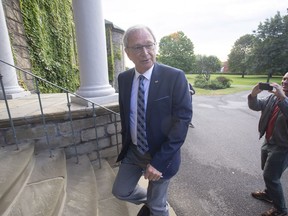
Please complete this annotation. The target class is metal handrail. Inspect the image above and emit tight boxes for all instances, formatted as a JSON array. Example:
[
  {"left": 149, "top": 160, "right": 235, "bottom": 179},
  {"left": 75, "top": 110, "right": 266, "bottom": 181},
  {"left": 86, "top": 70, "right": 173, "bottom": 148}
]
[
  {"left": 0, "top": 59, "right": 120, "bottom": 167},
  {"left": 0, "top": 74, "right": 19, "bottom": 150}
]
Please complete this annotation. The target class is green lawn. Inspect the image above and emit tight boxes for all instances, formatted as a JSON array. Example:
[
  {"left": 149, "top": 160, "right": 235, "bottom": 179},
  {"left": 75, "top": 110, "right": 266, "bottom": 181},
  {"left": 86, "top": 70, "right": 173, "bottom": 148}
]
[{"left": 186, "top": 74, "right": 283, "bottom": 95}]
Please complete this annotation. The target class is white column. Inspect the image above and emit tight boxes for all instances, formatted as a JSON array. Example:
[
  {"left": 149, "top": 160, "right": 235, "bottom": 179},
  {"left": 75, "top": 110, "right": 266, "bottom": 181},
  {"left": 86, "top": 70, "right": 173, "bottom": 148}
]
[
  {"left": 72, "top": 0, "right": 117, "bottom": 105},
  {"left": 0, "top": 0, "right": 29, "bottom": 99}
]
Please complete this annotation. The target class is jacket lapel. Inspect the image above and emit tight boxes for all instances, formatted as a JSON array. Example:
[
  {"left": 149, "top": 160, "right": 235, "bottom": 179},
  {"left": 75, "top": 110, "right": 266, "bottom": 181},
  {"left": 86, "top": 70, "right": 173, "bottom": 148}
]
[
  {"left": 146, "top": 64, "right": 161, "bottom": 123},
  {"left": 123, "top": 69, "right": 135, "bottom": 121}
]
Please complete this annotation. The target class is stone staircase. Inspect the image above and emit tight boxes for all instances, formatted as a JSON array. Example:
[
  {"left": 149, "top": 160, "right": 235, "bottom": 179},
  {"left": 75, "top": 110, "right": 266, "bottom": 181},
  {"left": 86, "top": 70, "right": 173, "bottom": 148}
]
[{"left": 0, "top": 143, "right": 141, "bottom": 216}]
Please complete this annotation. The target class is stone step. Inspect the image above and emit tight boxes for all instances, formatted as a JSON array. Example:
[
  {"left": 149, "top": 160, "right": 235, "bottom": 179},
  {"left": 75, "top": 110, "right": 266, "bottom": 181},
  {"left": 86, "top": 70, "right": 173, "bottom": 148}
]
[
  {"left": 0, "top": 142, "right": 177, "bottom": 216},
  {"left": 62, "top": 155, "right": 98, "bottom": 216},
  {"left": 6, "top": 178, "right": 65, "bottom": 216},
  {"left": 93, "top": 159, "right": 130, "bottom": 216},
  {"left": 0, "top": 143, "right": 35, "bottom": 216},
  {"left": 29, "top": 150, "right": 67, "bottom": 183},
  {"left": 4, "top": 148, "right": 66, "bottom": 216}
]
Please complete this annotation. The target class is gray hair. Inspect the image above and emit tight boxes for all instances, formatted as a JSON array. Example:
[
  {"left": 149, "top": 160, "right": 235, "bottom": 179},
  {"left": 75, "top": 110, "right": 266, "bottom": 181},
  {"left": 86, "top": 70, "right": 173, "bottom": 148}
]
[{"left": 123, "top": 25, "right": 156, "bottom": 48}]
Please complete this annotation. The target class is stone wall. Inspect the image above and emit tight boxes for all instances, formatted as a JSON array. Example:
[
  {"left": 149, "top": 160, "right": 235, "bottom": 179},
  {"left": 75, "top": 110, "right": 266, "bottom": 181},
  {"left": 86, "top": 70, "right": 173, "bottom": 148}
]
[
  {"left": 105, "top": 21, "right": 125, "bottom": 92},
  {"left": 2, "top": 0, "right": 34, "bottom": 90},
  {"left": 0, "top": 105, "right": 122, "bottom": 162},
  {"left": 111, "top": 24, "right": 125, "bottom": 92}
]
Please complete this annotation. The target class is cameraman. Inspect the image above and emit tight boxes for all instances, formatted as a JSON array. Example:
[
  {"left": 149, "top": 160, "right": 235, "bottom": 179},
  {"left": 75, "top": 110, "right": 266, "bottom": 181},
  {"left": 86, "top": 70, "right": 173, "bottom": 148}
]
[{"left": 248, "top": 72, "right": 288, "bottom": 216}]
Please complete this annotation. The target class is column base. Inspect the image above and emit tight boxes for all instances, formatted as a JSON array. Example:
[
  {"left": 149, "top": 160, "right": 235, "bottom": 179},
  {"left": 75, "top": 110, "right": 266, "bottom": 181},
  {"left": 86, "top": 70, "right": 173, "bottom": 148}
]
[
  {"left": 0, "top": 91, "right": 30, "bottom": 100},
  {"left": 71, "top": 93, "right": 118, "bottom": 107}
]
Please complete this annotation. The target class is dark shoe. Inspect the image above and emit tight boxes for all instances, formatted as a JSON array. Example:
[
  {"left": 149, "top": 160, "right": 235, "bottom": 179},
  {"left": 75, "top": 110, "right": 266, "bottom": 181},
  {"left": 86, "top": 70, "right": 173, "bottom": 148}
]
[
  {"left": 251, "top": 190, "right": 273, "bottom": 203},
  {"left": 137, "top": 204, "right": 150, "bottom": 216},
  {"left": 261, "top": 207, "right": 287, "bottom": 216}
]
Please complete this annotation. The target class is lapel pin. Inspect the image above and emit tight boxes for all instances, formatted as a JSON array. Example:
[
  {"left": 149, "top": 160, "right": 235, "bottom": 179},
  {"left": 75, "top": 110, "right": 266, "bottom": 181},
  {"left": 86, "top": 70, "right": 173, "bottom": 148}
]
[{"left": 155, "top": 80, "right": 159, "bottom": 83}]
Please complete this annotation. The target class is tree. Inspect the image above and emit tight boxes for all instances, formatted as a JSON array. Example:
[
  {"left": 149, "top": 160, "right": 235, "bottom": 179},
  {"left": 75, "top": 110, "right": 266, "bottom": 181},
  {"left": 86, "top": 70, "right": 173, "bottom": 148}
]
[
  {"left": 228, "top": 34, "right": 255, "bottom": 78},
  {"left": 205, "top": 55, "right": 221, "bottom": 73},
  {"left": 252, "top": 11, "right": 288, "bottom": 76},
  {"left": 193, "top": 55, "right": 221, "bottom": 81},
  {"left": 157, "top": 31, "right": 195, "bottom": 73}
]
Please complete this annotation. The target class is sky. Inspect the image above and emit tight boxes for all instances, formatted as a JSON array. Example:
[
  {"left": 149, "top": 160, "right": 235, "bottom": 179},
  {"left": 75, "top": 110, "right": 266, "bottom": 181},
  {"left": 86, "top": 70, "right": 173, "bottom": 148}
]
[{"left": 102, "top": 0, "right": 287, "bottom": 63}]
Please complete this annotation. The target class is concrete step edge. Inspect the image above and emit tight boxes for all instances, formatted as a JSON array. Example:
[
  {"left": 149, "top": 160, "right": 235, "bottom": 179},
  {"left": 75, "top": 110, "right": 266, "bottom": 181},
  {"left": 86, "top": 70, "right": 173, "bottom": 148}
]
[
  {"left": 93, "top": 159, "right": 117, "bottom": 201},
  {"left": 0, "top": 143, "right": 35, "bottom": 216},
  {"left": 28, "top": 149, "right": 67, "bottom": 184},
  {"left": 3, "top": 148, "right": 67, "bottom": 216},
  {"left": 62, "top": 154, "right": 98, "bottom": 216},
  {"left": 98, "top": 196, "right": 130, "bottom": 216},
  {"left": 92, "top": 159, "right": 131, "bottom": 216},
  {"left": 5, "top": 177, "right": 65, "bottom": 216}
]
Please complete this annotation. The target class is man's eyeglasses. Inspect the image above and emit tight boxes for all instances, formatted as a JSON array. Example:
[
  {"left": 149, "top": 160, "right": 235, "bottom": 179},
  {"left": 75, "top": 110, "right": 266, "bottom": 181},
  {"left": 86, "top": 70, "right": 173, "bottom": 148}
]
[{"left": 127, "top": 43, "right": 156, "bottom": 53}]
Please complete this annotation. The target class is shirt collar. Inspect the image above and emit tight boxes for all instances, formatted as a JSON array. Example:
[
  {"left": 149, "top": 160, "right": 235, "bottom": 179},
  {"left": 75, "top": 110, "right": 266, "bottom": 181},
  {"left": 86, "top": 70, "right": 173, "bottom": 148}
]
[{"left": 135, "top": 65, "right": 154, "bottom": 81}]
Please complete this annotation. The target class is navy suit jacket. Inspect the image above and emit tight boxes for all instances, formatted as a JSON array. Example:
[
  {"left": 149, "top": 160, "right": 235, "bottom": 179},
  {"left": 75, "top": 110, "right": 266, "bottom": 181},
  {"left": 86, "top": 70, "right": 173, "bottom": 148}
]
[{"left": 117, "top": 63, "right": 192, "bottom": 179}]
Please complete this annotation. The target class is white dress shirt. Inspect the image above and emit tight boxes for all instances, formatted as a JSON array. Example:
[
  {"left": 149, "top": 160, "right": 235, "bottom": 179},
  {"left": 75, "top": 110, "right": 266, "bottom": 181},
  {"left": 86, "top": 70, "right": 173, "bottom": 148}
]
[{"left": 130, "top": 66, "right": 153, "bottom": 145}]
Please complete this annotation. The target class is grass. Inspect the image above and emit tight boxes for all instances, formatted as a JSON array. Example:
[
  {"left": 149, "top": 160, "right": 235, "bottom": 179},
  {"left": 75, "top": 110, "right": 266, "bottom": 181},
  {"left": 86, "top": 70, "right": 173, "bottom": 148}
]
[{"left": 186, "top": 74, "right": 283, "bottom": 95}]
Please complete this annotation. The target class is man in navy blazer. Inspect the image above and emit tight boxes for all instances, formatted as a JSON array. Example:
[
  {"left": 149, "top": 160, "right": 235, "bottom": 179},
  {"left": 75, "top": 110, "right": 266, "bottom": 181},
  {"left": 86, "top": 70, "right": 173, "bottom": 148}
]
[{"left": 112, "top": 25, "right": 192, "bottom": 216}]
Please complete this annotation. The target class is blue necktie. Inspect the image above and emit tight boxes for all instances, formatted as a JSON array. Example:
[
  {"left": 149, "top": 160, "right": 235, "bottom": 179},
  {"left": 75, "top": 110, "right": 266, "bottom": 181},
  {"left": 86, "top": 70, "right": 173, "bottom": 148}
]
[{"left": 137, "top": 75, "right": 149, "bottom": 154}]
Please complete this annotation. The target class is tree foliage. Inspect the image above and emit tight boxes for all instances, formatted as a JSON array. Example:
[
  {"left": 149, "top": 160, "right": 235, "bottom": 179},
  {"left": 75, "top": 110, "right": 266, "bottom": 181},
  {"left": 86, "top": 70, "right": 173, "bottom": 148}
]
[
  {"left": 252, "top": 11, "right": 288, "bottom": 75},
  {"left": 193, "top": 55, "right": 221, "bottom": 80},
  {"left": 157, "top": 31, "right": 195, "bottom": 73},
  {"left": 228, "top": 11, "right": 288, "bottom": 76},
  {"left": 228, "top": 34, "right": 255, "bottom": 77}
]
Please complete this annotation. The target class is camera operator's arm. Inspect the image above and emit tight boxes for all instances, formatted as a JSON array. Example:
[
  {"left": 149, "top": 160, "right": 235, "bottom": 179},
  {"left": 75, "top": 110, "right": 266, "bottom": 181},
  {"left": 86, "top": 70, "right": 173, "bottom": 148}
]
[
  {"left": 248, "top": 83, "right": 268, "bottom": 111},
  {"left": 250, "top": 83, "right": 262, "bottom": 97}
]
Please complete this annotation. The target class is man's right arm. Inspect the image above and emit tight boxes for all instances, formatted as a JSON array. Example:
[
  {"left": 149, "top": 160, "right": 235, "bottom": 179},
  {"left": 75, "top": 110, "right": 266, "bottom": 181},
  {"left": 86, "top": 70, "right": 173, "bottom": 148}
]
[{"left": 248, "top": 83, "right": 263, "bottom": 111}]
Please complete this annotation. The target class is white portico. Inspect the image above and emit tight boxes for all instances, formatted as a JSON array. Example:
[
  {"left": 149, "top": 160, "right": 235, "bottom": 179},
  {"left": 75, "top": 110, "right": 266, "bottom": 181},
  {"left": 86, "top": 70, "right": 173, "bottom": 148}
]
[
  {"left": 71, "top": 0, "right": 117, "bottom": 105},
  {"left": 0, "top": 0, "right": 118, "bottom": 105}
]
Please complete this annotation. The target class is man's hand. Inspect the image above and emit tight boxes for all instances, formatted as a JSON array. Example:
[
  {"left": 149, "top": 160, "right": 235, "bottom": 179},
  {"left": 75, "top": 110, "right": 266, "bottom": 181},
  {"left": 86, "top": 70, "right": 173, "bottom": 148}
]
[
  {"left": 270, "top": 83, "right": 286, "bottom": 101},
  {"left": 144, "top": 164, "right": 163, "bottom": 181}
]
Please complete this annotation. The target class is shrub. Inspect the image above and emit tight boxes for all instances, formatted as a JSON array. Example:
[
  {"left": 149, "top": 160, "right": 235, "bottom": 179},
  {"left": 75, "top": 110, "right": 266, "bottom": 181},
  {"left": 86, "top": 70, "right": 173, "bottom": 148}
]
[
  {"left": 194, "top": 75, "right": 209, "bottom": 88},
  {"left": 215, "top": 76, "right": 232, "bottom": 88},
  {"left": 194, "top": 75, "right": 232, "bottom": 90}
]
